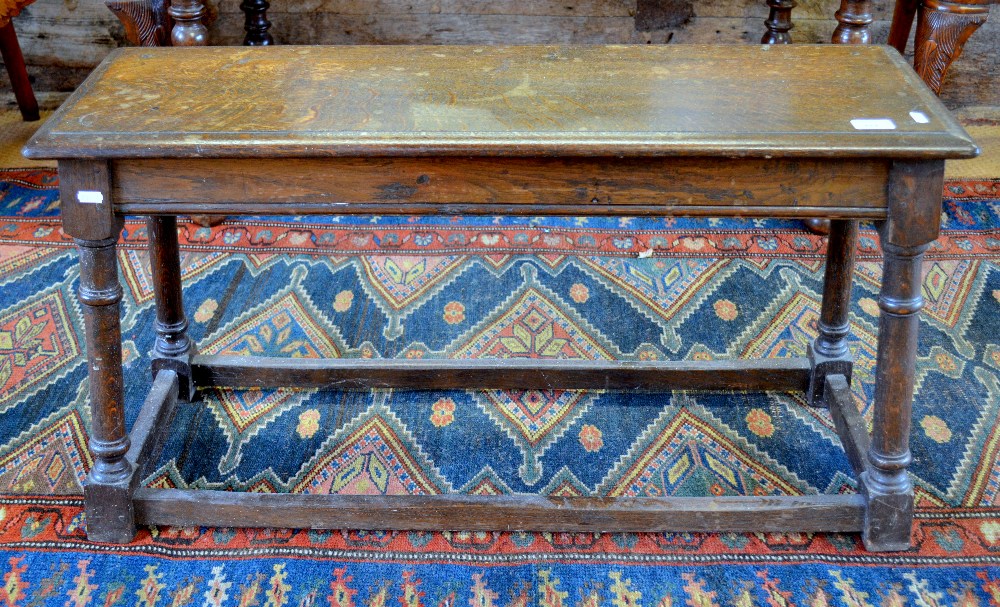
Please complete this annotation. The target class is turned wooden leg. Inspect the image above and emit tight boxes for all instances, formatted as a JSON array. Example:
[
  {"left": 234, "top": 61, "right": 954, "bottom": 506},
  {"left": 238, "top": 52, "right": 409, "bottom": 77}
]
[
  {"left": 761, "top": 0, "right": 796, "bottom": 43},
  {"left": 862, "top": 160, "right": 944, "bottom": 552},
  {"left": 169, "top": 0, "right": 208, "bottom": 46},
  {"left": 241, "top": 0, "right": 273, "bottom": 45},
  {"left": 832, "top": 0, "right": 874, "bottom": 43},
  {"left": 78, "top": 236, "right": 136, "bottom": 542},
  {"left": 808, "top": 220, "right": 858, "bottom": 407},
  {"left": 864, "top": 239, "right": 925, "bottom": 550},
  {"left": 803, "top": 218, "right": 832, "bottom": 235},
  {"left": 913, "top": 0, "right": 991, "bottom": 94},
  {"left": 148, "top": 216, "right": 196, "bottom": 402},
  {"left": 58, "top": 160, "right": 136, "bottom": 542},
  {"left": 0, "top": 23, "right": 39, "bottom": 122}
]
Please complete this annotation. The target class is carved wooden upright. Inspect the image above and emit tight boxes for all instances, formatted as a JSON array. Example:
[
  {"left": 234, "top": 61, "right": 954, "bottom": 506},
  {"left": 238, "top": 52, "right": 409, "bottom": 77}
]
[
  {"left": 863, "top": 160, "right": 945, "bottom": 550},
  {"left": 57, "top": 160, "right": 135, "bottom": 543},
  {"left": 103, "top": 0, "right": 209, "bottom": 50}
]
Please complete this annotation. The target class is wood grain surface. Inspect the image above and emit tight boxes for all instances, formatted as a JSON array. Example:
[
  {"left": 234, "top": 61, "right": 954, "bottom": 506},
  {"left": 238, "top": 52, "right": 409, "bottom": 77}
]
[{"left": 24, "top": 44, "right": 977, "bottom": 160}]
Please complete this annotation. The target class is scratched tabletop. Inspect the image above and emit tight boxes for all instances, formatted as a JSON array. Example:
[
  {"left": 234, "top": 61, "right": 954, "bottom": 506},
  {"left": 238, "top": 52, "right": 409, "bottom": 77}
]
[{"left": 25, "top": 44, "right": 977, "bottom": 159}]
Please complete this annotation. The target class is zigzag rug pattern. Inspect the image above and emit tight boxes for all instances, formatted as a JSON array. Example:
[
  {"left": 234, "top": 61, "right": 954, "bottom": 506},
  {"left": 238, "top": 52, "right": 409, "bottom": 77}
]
[{"left": 2, "top": 168, "right": 1000, "bottom": 603}]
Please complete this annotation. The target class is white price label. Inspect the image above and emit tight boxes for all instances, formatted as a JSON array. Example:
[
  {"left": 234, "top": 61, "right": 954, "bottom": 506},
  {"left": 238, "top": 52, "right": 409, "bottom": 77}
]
[
  {"left": 77, "top": 191, "right": 104, "bottom": 204},
  {"left": 850, "top": 118, "right": 897, "bottom": 130}
]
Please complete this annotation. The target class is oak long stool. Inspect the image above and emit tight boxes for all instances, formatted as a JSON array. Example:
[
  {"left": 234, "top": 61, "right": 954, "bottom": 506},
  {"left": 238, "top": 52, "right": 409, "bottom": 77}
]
[{"left": 24, "top": 43, "right": 979, "bottom": 551}]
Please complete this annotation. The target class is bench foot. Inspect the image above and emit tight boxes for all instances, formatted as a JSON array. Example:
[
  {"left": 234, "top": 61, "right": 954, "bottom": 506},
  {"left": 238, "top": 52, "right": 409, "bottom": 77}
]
[
  {"left": 861, "top": 478, "right": 915, "bottom": 551},
  {"left": 825, "top": 374, "right": 913, "bottom": 552},
  {"left": 84, "top": 480, "right": 137, "bottom": 543}
]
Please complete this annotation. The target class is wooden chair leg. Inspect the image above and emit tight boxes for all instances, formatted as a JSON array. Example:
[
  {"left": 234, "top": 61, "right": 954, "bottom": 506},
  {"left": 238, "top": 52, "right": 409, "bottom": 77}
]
[
  {"left": 0, "top": 22, "right": 39, "bottom": 122},
  {"left": 913, "top": 0, "right": 990, "bottom": 94},
  {"left": 888, "top": 0, "right": 921, "bottom": 52},
  {"left": 104, "top": 0, "right": 171, "bottom": 47}
]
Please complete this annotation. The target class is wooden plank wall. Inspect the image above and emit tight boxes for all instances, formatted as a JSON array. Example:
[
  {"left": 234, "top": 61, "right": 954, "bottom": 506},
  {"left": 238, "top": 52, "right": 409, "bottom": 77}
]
[{"left": 3, "top": 0, "right": 997, "bottom": 110}]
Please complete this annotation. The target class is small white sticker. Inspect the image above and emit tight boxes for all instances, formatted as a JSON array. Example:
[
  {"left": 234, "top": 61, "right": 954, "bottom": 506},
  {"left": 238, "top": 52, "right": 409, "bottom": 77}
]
[
  {"left": 77, "top": 191, "right": 104, "bottom": 204},
  {"left": 909, "top": 111, "right": 930, "bottom": 124},
  {"left": 850, "top": 118, "right": 897, "bottom": 130}
]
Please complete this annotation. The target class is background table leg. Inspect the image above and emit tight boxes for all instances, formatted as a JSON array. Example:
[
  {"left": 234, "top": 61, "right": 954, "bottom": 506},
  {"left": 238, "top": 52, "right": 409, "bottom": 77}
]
[
  {"left": 761, "top": 0, "right": 796, "bottom": 43},
  {"left": 832, "top": 0, "right": 874, "bottom": 42},
  {"left": 168, "top": 0, "right": 208, "bottom": 46},
  {"left": 241, "top": 0, "right": 273, "bottom": 45}
]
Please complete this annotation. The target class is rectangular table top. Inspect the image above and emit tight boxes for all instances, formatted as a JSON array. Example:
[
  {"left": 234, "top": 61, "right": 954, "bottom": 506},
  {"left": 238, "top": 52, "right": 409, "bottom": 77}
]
[{"left": 25, "top": 44, "right": 978, "bottom": 160}]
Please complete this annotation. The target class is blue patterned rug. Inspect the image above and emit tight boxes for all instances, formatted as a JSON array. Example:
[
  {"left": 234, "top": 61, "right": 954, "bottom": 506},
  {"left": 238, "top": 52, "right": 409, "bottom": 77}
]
[{"left": 2, "top": 168, "right": 1000, "bottom": 604}]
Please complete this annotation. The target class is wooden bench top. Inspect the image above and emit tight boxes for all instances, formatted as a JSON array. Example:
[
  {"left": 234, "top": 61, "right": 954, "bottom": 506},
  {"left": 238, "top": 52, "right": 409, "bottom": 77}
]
[{"left": 25, "top": 44, "right": 977, "bottom": 160}]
